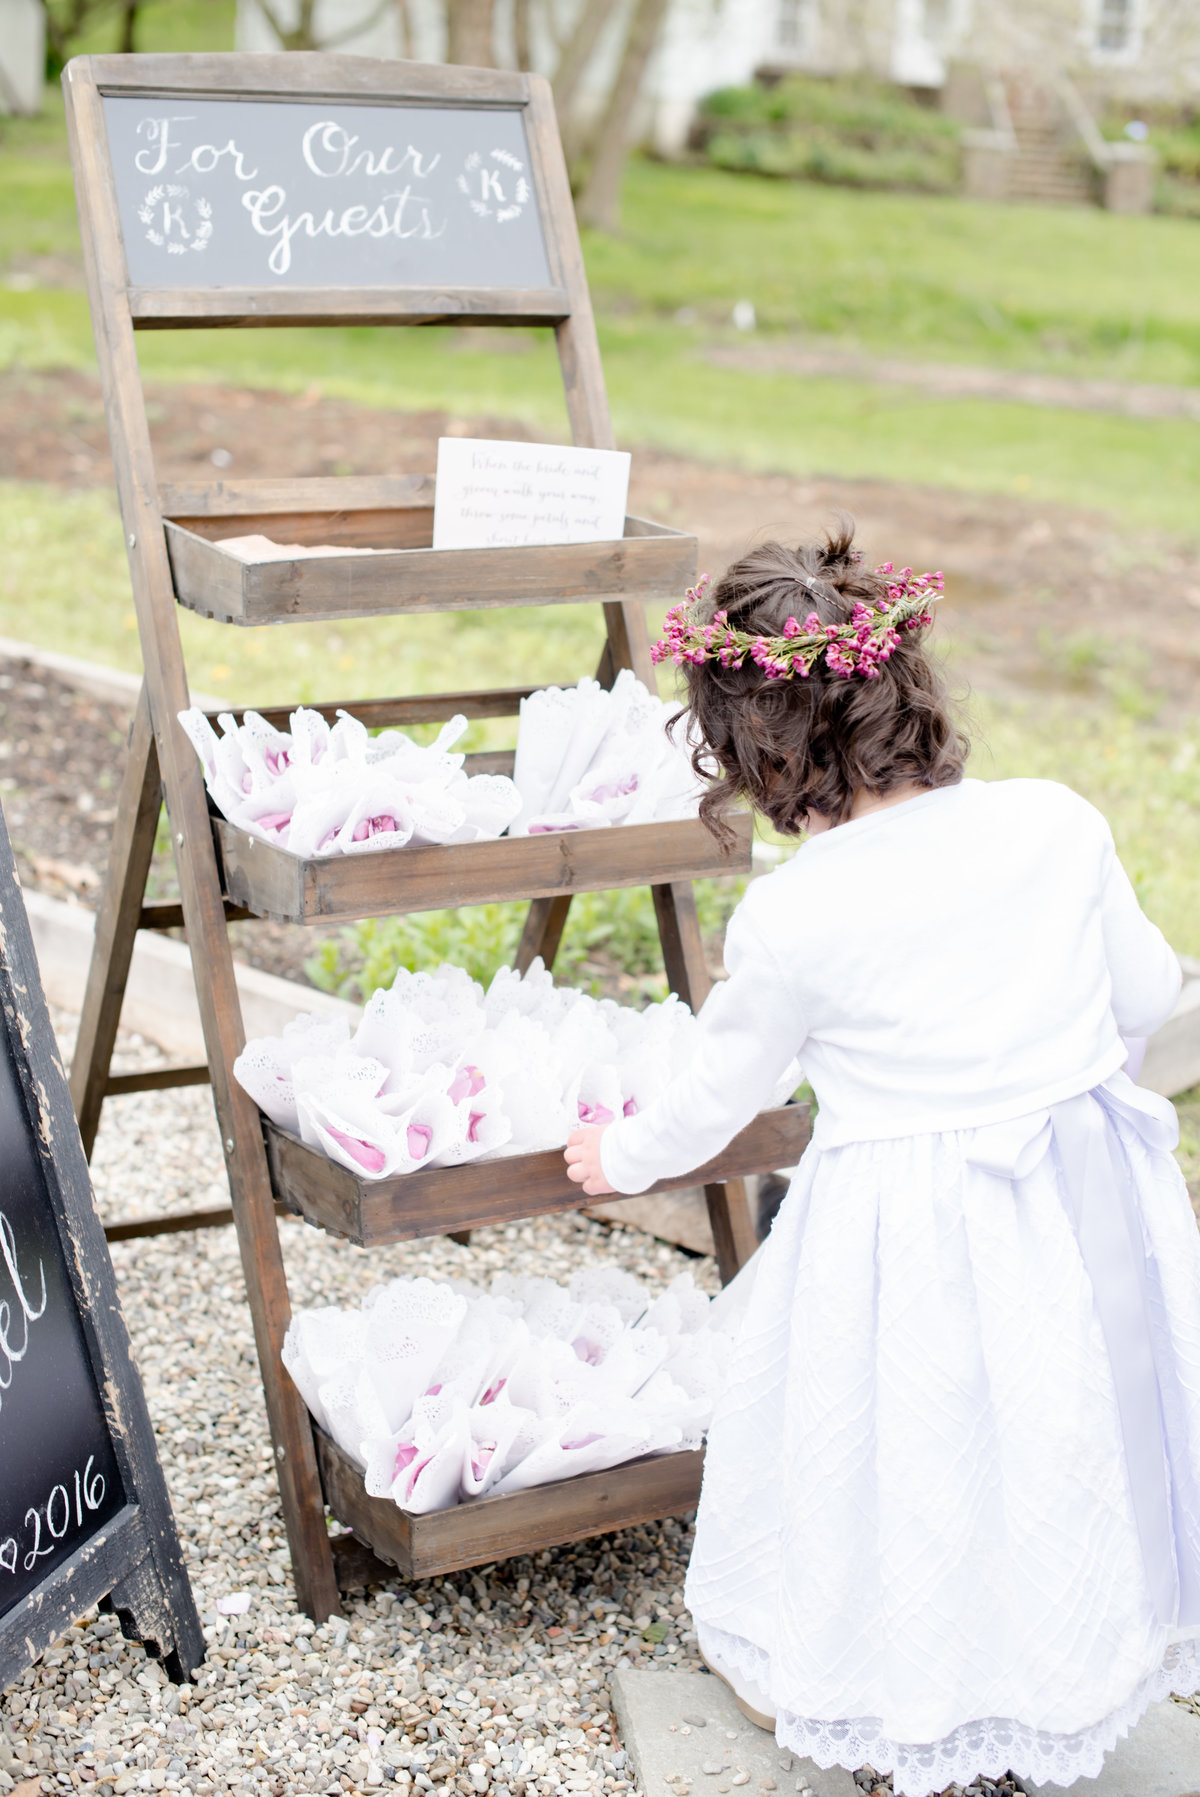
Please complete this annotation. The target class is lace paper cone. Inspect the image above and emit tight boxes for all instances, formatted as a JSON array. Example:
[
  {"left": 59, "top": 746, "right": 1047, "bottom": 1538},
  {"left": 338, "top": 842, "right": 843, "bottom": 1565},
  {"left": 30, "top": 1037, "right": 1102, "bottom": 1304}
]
[
  {"left": 458, "top": 774, "right": 523, "bottom": 840},
  {"left": 509, "top": 682, "right": 588, "bottom": 832},
  {"left": 296, "top": 1072, "right": 413, "bottom": 1178},
  {"left": 232, "top": 1012, "right": 353, "bottom": 1133},
  {"left": 318, "top": 1362, "right": 394, "bottom": 1465},
  {"left": 361, "top": 1278, "right": 469, "bottom": 1433},
  {"left": 281, "top": 1308, "right": 367, "bottom": 1435},
  {"left": 489, "top": 1400, "right": 683, "bottom": 1496},
  {"left": 179, "top": 702, "right": 518, "bottom": 860},
  {"left": 448, "top": 1019, "right": 565, "bottom": 1157},
  {"left": 429, "top": 1057, "right": 514, "bottom": 1166},
  {"left": 388, "top": 1393, "right": 473, "bottom": 1513},
  {"left": 461, "top": 1392, "right": 539, "bottom": 1500},
  {"left": 568, "top": 1266, "right": 651, "bottom": 1325},
  {"left": 541, "top": 680, "right": 620, "bottom": 816},
  {"left": 288, "top": 1262, "right": 733, "bottom": 1512},
  {"left": 641, "top": 1272, "right": 713, "bottom": 1339},
  {"left": 570, "top": 1062, "right": 626, "bottom": 1131}
]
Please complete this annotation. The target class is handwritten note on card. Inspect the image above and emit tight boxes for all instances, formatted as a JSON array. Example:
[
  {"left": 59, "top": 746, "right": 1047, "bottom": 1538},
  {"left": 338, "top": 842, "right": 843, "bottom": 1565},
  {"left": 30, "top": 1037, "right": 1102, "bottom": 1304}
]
[{"left": 432, "top": 438, "right": 631, "bottom": 550}]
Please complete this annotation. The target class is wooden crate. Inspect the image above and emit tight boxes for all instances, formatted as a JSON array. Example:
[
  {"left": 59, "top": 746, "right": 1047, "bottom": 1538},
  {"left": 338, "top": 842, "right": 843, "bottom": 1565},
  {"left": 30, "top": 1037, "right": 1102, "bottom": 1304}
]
[
  {"left": 314, "top": 1425, "right": 705, "bottom": 1580},
  {"left": 266, "top": 1102, "right": 812, "bottom": 1247},
  {"left": 213, "top": 812, "right": 752, "bottom": 924},
  {"left": 162, "top": 477, "right": 695, "bottom": 625}
]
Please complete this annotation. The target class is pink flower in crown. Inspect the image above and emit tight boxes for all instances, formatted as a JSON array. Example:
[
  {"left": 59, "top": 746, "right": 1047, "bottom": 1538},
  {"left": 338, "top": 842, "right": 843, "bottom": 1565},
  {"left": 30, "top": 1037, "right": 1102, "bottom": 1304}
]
[
  {"left": 782, "top": 617, "right": 802, "bottom": 638},
  {"left": 804, "top": 612, "right": 822, "bottom": 632}
]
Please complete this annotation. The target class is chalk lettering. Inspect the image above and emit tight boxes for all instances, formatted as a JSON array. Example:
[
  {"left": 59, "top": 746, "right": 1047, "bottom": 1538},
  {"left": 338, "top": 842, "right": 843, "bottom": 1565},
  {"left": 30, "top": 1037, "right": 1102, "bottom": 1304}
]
[
  {"left": 133, "top": 115, "right": 195, "bottom": 175},
  {"left": 174, "top": 138, "right": 259, "bottom": 180},
  {"left": 0, "top": 1208, "right": 47, "bottom": 1414},
  {"left": 242, "top": 184, "right": 444, "bottom": 275},
  {"left": 301, "top": 121, "right": 440, "bottom": 181}
]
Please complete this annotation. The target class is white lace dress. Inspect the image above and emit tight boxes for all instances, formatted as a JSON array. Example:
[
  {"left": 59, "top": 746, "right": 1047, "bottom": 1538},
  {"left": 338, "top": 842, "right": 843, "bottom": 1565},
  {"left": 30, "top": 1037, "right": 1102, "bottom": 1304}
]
[{"left": 598, "top": 778, "right": 1200, "bottom": 1795}]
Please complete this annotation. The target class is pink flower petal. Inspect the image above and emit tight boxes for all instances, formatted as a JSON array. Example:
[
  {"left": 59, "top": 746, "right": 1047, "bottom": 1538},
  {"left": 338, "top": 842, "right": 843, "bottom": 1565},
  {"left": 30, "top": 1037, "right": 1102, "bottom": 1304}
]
[
  {"left": 448, "top": 1064, "right": 485, "bottom": 1106},
  {"left": 326, "top": 1126, "right": 386, "bottom": 1174},
  {"left": 407, "top": 1123, "right": 432, "bottom": 1161},
  {"left": 393, "top": 1441, "right": 420, "bottom": 1479},
  {"left": 577, "top": 1101, "right": 614, "bottom": 1126}
]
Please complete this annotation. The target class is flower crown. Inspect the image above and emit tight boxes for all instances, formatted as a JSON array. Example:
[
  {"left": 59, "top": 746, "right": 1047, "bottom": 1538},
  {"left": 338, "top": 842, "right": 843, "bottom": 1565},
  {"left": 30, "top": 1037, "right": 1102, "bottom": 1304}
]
[{"left": 651, "top": 564, "right": 944, "bottom": 681}]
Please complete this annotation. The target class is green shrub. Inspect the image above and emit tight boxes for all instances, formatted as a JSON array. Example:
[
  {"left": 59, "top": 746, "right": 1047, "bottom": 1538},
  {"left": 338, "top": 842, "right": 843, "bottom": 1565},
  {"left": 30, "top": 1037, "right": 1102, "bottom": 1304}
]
[
  {"left": 696, "top": 74, "right": 962, "bottom": 195},
  {"left": 305, "top": 876, "right": 748, "bottom": 1006}
]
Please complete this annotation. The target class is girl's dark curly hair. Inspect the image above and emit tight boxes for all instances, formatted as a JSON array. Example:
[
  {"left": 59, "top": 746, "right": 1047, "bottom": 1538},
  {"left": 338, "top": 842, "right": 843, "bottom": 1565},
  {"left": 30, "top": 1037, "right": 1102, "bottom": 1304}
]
[{"left": 675, "top": 518, "right": 968, "bottom": 847}]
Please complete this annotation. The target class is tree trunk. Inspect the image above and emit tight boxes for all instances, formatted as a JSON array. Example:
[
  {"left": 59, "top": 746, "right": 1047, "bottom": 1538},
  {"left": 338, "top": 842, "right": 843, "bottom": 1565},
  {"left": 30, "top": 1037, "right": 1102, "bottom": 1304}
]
[
  {"left": 576, "top": 0, "right": 670, "bottom": 232},
  {"left": 551, "top": 0, "right": 610, "bottom": 121},
  {"left": 446, "top": 0, "right": 495, "bottom": 65},
  {"left": 513, "top": 0, "right": 532, "bottom": 70},
  {"left": 251, "top": 0, "right": 318, "bottom": 51},
  {"left": 117, "top": 0, "right": 140, "bottom": 53}
]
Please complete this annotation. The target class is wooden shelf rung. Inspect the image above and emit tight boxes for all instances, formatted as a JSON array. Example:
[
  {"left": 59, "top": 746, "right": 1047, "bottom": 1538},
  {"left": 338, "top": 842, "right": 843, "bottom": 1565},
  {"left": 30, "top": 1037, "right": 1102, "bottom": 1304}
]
[
  {"left": 103, "top": 1201, "right": 292, "bottom": 1243},
  {"left": 138, "top": 902, "right": 254, "bottom": 931},
  {"left": 104, "top": 1064, "right": 211, "bottom": 1096},
  {"left": 208, "top": 686, "right": 539, "bottom": 731}
]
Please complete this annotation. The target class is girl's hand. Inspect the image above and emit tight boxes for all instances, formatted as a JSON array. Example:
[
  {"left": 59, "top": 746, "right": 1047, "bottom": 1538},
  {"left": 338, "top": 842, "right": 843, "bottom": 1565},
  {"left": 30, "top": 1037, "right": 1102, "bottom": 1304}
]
[{"left": 564, "top": 1126, "right": 615, "bottom": 1196}]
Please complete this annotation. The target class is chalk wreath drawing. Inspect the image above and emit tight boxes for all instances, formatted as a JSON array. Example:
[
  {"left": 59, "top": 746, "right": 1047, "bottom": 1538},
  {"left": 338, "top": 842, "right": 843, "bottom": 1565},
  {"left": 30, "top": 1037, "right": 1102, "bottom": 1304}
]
[
  {"left": 457, "top": 148, "right": 530, "bottom": 223},
  {"left": 137, "top": 183, "right": 213, "bottom": 255}
]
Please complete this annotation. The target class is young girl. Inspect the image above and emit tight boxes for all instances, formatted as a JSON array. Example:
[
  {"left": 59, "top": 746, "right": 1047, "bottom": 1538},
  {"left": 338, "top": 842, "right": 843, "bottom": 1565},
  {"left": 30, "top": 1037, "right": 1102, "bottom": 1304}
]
[{"left": 564, "top": 524, "right": 1200, "bottom": 1796}]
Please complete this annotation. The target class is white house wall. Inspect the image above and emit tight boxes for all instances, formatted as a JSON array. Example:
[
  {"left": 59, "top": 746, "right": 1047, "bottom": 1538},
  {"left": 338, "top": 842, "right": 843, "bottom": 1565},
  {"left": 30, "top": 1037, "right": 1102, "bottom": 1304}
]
[{"left": 0, "top": 0, "right": 46, "bottom": 116}]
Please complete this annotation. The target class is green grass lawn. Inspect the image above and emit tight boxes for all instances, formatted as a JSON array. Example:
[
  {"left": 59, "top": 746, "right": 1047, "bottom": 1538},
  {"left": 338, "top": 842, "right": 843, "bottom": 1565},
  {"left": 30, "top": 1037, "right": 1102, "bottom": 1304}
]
[{"left": 3, "top": 90, "right": 1200, "bottom": 532}]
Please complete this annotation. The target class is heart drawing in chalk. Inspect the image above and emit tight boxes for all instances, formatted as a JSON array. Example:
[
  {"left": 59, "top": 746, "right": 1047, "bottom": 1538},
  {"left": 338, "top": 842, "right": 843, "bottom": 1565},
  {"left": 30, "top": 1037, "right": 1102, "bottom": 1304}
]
[{"left": 0, "top": 1538, "right": 17, "bottom": 1575}]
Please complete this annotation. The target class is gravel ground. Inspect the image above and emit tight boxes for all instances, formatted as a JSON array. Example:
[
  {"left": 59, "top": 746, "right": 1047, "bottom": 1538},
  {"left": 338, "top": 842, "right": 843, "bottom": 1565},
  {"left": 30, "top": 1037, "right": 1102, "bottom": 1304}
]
[{"left": 0, "top": 1013, "right": 718, "bottom": 1797}]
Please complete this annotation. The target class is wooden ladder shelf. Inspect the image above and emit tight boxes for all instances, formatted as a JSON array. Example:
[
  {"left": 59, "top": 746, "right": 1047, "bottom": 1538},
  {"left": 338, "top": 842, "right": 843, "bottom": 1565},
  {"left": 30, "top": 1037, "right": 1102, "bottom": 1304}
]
[{"left": 63, "top": 49, "right": 810, "bottom": 1619}]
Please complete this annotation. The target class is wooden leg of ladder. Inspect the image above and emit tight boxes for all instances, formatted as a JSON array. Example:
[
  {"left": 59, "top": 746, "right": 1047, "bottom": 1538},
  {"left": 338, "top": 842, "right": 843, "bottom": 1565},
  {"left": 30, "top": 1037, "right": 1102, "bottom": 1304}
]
[
  {"left": 652, "top": 881, "right": 759, "bottom": 1283},
  {"left": 516, "top": 894, "right": 573, "bottom": 975},
  {"left": 145, "top": 716, "right": 341, "bottom": 1619},
  {"left": 187, "top": 904, "right": 341, "bottom": 1619},
  {"left": 702, "top": 1177, "right": 759, "bottom": 1286},
  {"left": 70, "top": 684, "right": 162, "bottom": 1159}
]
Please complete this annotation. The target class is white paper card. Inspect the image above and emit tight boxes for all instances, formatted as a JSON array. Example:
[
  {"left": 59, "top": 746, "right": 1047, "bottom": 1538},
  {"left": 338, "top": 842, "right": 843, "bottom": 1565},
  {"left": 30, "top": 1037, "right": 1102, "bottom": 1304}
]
[{"left": 432, "top": 438, "right": 631, "bottom": 550}]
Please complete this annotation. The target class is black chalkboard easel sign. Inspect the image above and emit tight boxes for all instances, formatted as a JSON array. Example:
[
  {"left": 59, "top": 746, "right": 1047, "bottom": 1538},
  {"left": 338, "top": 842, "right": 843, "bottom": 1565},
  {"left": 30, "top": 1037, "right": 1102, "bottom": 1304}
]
[{"left": 0, "top": 802, "right": 202, "bottom": 1688}]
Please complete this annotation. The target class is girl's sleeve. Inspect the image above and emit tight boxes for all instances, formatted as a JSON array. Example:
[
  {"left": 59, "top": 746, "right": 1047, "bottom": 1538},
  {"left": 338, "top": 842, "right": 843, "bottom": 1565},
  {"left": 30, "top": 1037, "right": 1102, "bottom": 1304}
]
[
  {"left": 1099, "top": 828, "right": 1181, "bottom": 1038},
  {"left": 599, "top": 903, "right": 807, "bottom": 1196}
]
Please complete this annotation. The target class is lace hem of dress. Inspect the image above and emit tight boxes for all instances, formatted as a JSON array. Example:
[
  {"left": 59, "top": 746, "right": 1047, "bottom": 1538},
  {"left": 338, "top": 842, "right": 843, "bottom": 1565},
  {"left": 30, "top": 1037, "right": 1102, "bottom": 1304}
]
[{"left": 696, "top": 1622, "right": 1200, "bottom": 1797}]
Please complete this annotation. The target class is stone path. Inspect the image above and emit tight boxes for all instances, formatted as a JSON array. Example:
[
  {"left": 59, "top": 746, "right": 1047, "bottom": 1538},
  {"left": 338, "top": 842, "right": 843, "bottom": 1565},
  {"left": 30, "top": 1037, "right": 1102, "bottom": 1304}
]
[{"left": 610, "top": 1669, "right": 854, "bottom": 1797}]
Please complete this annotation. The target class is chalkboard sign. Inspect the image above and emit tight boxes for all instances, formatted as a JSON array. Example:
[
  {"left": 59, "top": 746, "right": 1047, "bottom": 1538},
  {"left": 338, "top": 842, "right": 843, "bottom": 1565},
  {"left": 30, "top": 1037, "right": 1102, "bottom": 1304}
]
[
  {"left": 0, "top": 803, "right": 201, "bottom": 1688},
  {"left": 103, "top": 95, "right": 552, "bottom": 289}
]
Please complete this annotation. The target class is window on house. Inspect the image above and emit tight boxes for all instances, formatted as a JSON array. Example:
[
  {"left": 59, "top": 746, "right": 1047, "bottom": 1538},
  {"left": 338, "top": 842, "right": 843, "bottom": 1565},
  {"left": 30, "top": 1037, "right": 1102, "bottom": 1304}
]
[
  {"left": 777, "top": 0, "right": 815, "bottom": 53},
  {"left": 921, "top": 0, "right": 953, "bottom": 39},
  {"left": 1095, "top": 0, "right": 1136, "bottom": 52}
]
